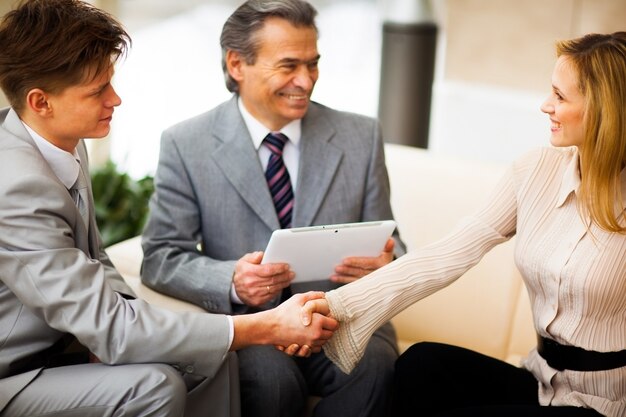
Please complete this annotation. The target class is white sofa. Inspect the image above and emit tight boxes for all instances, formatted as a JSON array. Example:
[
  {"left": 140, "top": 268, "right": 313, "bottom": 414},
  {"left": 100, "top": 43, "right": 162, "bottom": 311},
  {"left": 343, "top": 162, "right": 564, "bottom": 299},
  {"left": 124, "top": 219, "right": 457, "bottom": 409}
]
[{"left": 106, "top": 143, "right": 536, "bottom": 366}]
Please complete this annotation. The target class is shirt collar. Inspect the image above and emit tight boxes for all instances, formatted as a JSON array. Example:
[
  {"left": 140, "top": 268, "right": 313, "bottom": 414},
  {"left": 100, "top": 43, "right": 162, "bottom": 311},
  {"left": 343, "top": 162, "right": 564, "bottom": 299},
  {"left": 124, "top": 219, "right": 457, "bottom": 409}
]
[
  {"left": 556, "top": 147, "right": 626, "bottom": 212},
  {"left": 556, "top": 147, "right": 582, "bottom": 208},
  {"left": 21, "top": 120, "right": 80, "bottom": 189},
  {"left": 237, "top": 96, "right": 301, "bottom": 150}
]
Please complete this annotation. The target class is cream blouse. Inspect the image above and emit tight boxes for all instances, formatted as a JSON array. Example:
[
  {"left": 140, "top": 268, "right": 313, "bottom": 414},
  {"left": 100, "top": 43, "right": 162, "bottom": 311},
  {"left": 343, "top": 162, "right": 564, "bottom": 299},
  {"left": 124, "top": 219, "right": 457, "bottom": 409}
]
[{"left": 324, "top": 146, "right": 626, "bottom": 417}]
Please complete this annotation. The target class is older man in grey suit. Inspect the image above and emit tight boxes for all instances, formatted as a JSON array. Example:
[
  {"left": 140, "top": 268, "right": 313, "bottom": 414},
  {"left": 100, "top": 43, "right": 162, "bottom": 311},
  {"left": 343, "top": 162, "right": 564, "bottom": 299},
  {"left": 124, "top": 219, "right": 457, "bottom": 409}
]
[
  {"left": 0, "top": 2, "right": 336, "bottom": 416},
  {"left": 141, "top": 1, "right": 407, "bottom": 416}
]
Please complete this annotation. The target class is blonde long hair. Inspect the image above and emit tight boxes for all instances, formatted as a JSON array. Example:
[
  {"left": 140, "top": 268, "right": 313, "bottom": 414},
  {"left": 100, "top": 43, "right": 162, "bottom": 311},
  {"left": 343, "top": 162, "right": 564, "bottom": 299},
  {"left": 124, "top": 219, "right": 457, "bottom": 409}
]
[{"left": 557, "top": 32, "right": 626, "bottom": 233}]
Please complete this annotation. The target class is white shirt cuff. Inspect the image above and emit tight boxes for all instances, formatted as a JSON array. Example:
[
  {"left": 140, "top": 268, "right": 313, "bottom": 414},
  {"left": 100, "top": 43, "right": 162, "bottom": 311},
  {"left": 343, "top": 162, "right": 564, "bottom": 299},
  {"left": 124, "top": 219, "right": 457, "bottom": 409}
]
[
  {"left": 230, "top": 282, "right": 244, "bottom": 304},
  {"left": 226, "top": 315, "right": 234, "bottom": 350}
]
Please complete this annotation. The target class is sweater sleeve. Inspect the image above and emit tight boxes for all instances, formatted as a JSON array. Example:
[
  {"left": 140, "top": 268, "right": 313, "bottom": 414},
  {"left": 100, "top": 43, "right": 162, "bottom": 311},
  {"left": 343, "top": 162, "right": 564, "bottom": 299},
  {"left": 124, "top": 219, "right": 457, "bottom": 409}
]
[{"left": 323, "top": 165, "right": 519, "bottom": 374}]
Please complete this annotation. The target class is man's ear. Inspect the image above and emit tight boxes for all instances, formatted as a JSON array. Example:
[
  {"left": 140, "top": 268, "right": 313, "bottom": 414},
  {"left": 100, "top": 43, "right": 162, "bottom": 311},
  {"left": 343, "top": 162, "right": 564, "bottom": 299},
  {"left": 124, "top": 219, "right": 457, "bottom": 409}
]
[
  {"left": 226, "top": 49, "right": 245, "bottom": 83},
  {"left": 25, "top": 88, "right": 52, "bottom": 117}
]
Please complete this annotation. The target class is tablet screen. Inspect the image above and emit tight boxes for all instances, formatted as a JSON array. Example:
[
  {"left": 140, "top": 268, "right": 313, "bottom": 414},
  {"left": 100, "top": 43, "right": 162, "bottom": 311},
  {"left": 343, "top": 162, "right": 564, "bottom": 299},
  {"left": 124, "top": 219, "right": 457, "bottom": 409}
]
[{"left": 261, "top": 220, "right": 397, "bottom": 282}]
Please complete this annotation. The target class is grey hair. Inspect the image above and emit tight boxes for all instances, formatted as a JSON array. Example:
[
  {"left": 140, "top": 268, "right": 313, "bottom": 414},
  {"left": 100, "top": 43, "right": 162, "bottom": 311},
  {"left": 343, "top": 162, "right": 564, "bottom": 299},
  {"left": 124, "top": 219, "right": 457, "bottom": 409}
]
[{"left": 219, "top": 0, "right": 318, "bottom": 93}]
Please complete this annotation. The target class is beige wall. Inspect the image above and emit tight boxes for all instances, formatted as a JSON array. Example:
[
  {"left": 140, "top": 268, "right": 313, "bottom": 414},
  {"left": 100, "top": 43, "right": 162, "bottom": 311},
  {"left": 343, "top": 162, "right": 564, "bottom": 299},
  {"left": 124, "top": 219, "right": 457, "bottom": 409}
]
[
  {"left": 443, "top": 0, "right": 626, "bottom": 93},
  {"left": 88, "top": 0, "right": 118, "bottom": 15},
  {"left": 2, "top": 0, "right": 623, "bottom": 124},
  {"left": 0, "top": 0, "right": 11, "bottom": 107}
]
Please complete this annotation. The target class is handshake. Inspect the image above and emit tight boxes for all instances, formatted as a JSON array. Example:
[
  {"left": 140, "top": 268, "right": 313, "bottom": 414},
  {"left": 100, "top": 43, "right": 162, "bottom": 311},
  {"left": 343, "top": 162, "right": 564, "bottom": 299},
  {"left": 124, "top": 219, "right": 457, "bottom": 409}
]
[
  {"left": 230, "top": 238, "right": 396, "bottom": 356},
  {"left": 231, "top": 292, "right": 335, "bottom": 357},
  {"left": 273, "top": 292, "right": 335, "bottom": 357}
]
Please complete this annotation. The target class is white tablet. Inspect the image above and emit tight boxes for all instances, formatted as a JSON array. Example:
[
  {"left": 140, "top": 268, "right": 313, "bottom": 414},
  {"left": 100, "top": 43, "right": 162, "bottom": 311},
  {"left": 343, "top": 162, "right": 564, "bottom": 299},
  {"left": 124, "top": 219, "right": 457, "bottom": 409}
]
[{"left": 261, "top": 220, "right": 397, "bottom": 282}]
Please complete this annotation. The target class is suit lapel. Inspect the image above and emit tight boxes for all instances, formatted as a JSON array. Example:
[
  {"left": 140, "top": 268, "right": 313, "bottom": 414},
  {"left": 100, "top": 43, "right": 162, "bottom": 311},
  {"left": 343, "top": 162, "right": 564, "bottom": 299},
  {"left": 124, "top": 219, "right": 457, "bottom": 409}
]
[
  {"left": 2, "top": 108, "right": 34, "bottom": 145},
  {"left": 211, "top": 99, "right": 280, "bottom": 231},
  {"left": 294, "top": 105, "right": 343, "bottom": 226},
  {"left": 2, "top": 109, "right": 92, "bottom": 255}
]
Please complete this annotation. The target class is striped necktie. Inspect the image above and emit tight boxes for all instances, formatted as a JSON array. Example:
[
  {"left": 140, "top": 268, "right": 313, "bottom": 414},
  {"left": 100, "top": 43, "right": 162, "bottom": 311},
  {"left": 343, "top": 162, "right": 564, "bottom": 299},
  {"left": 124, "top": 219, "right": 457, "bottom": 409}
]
[{"left": 263, "top": 132, "right": 294, "bottom": 229}]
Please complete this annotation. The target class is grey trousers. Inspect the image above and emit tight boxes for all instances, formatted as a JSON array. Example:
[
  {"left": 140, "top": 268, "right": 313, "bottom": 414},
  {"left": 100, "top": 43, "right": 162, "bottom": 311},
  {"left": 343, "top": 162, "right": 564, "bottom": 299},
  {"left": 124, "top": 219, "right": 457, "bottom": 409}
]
[
  {"left": 1, "top": 353, "right": 240, "bottom": 417},
  {"left": 238, "top": 322, "right": 398, "bottom": 417}
]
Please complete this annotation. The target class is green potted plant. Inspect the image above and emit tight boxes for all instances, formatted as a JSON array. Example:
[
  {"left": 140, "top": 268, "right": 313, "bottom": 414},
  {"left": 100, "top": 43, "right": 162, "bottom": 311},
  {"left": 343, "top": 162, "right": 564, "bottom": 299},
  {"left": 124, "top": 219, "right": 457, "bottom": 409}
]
[{"left": 90, "top": 161, "right": 154, "bottom": 247}]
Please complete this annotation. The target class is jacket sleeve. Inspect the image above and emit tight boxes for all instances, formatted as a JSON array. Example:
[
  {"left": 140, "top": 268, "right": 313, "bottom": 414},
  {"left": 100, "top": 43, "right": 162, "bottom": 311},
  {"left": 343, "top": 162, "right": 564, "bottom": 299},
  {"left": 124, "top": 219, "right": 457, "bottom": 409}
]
[
  {"left": 323, "top": 163, "right": 519, "bottom": 373},
  {"left": 141, "top": 131, "right": 237, "bottom": 314},
  {"left": 0, "top": 165, "right": 231, "bottom": 379}
]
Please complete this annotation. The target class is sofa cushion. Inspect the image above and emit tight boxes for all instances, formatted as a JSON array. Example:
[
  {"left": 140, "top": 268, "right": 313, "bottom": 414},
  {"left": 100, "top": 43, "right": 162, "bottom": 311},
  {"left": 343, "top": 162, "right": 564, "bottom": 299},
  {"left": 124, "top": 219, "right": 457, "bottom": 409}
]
[
  {"left": 384, "top": 144, "right": 534, "bottom": 363},
  {"left": 106, "top": 144, "right": 536, "bottom": 365}
]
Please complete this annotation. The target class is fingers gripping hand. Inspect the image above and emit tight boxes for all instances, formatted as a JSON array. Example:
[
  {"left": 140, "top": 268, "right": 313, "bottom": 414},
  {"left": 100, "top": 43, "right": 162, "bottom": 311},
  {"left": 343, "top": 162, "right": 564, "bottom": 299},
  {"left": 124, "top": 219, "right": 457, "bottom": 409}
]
[
  {"left": 300, "top": 298, "right": 330, "bottom": 326},
  {"left": 331, "top": 238, "right": 395, "bottom": 284},
  {"left": 272, "top": 292, "right": 338, "bottom": 351},
  {"left": 233, "top": 252, "right": 294, "bottom": 307},
  {"left": 277, "top": 343, "right": 313, "bottom": 357},
  {"left": 276, "top": 295, "right": 334, "bottom": 356}
]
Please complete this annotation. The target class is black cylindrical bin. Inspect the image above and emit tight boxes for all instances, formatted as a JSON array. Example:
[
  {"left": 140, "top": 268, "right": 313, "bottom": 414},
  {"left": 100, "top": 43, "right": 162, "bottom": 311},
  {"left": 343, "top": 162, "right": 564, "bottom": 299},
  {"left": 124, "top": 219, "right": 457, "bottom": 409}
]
[{"left": 378, "top": 21, "right": 437, "bottom": 149}]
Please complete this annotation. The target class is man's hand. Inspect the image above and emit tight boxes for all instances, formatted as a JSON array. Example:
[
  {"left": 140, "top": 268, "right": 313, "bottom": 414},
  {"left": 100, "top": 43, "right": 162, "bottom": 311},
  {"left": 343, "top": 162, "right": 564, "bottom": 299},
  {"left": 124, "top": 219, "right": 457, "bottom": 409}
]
[
  {"left": 277, "top": 295, "right": 333, "bottom": 356},
  {"left": 300, "top": 297, "right": 330, "bottom": 326},
  {"left": 330, "top": 238, "right": 395, "bottom": 284},
  {"left": 233, "top": 251, "right": 294, "bottom": 306},
  {"left": 231, "top": 292, "right": 338, "bottom": 357},
  {"left": 269, "top": 292, "right": 337, "bottom": 357}
]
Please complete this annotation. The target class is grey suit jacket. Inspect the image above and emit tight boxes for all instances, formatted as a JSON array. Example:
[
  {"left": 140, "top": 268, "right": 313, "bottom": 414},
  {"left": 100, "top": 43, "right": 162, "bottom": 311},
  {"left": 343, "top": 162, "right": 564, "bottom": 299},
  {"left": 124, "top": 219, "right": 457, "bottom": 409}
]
[
  {"left": 0, "top": 107, "right": 231, "bottom": 411},
  {"left": 142, "top": 95, "right": 406, "bottom": 314}
]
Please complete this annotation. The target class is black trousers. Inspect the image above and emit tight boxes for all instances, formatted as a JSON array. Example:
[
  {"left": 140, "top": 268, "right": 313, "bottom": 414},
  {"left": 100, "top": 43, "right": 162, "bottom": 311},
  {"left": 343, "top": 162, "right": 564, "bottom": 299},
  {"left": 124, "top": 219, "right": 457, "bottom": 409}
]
[{"left": 391, "top": 342, "right": 604, "bottom": 417}]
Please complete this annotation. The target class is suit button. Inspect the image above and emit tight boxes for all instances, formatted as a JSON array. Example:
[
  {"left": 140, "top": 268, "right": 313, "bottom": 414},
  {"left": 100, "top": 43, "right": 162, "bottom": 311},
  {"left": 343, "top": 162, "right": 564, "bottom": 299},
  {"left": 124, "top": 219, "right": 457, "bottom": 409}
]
[{"left": 185, "top": 365, "right": 194, "bottom": 373}]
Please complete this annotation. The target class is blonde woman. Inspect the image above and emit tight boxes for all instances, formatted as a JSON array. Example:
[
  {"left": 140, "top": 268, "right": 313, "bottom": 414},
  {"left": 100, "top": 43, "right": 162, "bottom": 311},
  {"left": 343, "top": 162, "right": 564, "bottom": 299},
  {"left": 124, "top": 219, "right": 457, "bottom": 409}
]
[{"left": 304, "top": 32, "right": 626, "bottom": 417}]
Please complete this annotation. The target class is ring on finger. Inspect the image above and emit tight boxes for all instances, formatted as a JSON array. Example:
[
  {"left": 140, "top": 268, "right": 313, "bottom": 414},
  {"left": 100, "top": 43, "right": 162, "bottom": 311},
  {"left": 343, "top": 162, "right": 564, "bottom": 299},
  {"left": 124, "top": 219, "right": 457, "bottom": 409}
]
[{"left": 266, "top": 285, "right": 271, "bottom": 295}]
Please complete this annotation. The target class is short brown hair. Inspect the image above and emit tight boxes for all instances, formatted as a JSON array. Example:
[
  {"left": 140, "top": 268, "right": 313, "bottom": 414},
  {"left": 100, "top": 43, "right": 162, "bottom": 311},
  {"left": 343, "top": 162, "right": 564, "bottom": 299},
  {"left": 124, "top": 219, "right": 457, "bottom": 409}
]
[{"left": 0, "top": 0, "right": 130, "bottom": 113}]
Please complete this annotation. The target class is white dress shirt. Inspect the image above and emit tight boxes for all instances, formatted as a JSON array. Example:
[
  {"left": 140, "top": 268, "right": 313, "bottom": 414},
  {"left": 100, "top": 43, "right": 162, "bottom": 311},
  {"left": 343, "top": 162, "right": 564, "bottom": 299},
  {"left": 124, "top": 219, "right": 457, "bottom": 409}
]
[
  {"left": 237, "top": 96, "right": 301, "bottom": 190},
  {"left": 229, "top": 98, "right": 303, "bottom": 305},
  {"left": 21, "top": 121, "right": 80, "bottom": 188}
]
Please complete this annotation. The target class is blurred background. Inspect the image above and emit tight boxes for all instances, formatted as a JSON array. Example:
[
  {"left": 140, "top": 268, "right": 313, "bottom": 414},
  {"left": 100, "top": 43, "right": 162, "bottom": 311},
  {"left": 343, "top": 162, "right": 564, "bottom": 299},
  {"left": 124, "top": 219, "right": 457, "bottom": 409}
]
[{"left": 1, "top": 0, "right": 625, "bottom": 177}]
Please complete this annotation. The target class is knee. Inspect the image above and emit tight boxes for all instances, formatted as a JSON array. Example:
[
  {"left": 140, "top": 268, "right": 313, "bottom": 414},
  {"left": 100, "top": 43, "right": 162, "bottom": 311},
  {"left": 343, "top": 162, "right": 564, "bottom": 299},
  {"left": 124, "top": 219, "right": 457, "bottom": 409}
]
[
  {"left": 346, "top": 336, "right": 397, "bottom": 397},
  {"left": 238, "top": 347, "right": 306, "bottom": 407},
  {"left": 250, "top": 361, "right": 305, "bottom": 399},
  {"left": 356, "top": 342, "right": 396, "bottom": 384},
  {"left": 134, "top": 364, "right": 187, "bottom": 415},
  {"left": 240, "top": 363, "right": 306, "bottom": 417},
  {"left": 395, "top": 342, "right": 444, "bottom": 382}
]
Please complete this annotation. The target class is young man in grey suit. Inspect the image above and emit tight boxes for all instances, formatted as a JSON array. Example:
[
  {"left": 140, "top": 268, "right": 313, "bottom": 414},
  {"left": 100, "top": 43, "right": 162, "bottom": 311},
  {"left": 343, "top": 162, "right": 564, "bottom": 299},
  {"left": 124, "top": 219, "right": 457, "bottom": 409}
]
[
  {"left": 0, "top": 1, "right": 337, "bottom": 416},
  {"left": 141, "top": 1, "right": 407, "bottom": 416}
]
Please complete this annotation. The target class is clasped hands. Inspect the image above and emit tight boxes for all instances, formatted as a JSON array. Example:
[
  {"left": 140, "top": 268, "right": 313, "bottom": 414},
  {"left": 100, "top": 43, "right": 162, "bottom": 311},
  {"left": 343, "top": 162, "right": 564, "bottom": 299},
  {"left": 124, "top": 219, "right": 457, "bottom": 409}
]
[
  {"left": 234, "top": 239, "right": 395, "bottom": 357},
  {"left": 269, "top": 291, "right": 334, "bottom": 357}
]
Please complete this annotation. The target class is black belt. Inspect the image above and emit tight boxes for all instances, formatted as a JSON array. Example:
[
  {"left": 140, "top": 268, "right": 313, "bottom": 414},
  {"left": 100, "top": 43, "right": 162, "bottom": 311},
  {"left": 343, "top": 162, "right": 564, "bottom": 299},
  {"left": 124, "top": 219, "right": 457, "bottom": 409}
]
[{"left": 537, "top": 335, "right": 626, "bottom": 371}]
